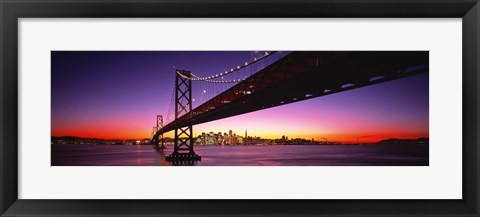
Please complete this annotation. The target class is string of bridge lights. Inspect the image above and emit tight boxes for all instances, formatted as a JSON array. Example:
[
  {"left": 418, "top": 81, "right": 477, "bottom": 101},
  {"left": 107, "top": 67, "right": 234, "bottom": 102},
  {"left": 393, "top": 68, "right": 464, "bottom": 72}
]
[
  {"left": 176, "top": 71, "right": 245, "bottom": 83},
  {"left": 200, "top": 77, "right": 246, "bottom": 83},
  {"left": 176, "top": 51, "right": 277, "bottom": 83}
]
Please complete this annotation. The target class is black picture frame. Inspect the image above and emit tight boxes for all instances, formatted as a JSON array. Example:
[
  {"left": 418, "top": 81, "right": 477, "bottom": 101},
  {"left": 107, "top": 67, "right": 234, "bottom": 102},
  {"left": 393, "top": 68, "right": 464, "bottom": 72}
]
[{"left": 1, "top": 0, "right": 479, "bottom": 216}]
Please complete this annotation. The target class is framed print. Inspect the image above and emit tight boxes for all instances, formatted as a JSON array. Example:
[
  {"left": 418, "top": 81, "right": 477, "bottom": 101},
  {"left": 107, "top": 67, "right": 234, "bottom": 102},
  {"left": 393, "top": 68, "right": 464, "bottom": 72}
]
[{"left": 1, "top": 0, "right": 479, "bottom": 216}]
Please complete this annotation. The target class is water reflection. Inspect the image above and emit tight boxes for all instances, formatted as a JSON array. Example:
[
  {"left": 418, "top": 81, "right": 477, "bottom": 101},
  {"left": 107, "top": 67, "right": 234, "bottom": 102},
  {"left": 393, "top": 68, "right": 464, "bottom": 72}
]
[{"left": 52, "top": 144, "right": 428, "bottom": 166}]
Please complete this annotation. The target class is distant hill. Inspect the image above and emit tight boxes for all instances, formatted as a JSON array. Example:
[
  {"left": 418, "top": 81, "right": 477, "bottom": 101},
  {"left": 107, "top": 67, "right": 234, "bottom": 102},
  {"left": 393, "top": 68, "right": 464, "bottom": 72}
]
[
  {"left": 376, "top": 138, "right": 429, "bottom": 144},
  {"left": 51, "top": 136, "right": 152, "bottom": 145},
  {"left": 52, "top": 136, "right": 103, "bottom": 141}
]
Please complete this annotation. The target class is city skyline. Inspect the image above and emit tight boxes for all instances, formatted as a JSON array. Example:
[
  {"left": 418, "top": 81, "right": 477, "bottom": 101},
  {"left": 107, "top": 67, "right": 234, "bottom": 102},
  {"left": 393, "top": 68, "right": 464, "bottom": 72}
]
[
  {"left": 52, "top": 128, "right": 427, "bottom": 145},
  {"left": 51, "top": 51, "right": 428, "bottom": 144}
]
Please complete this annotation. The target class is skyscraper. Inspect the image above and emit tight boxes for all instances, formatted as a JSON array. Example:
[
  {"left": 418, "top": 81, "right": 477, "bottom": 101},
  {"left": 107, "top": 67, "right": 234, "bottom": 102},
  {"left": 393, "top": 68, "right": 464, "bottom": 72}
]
[
  {"left": 223, "top": 132, "right": 228, "bottom": 145},
  {"left": 244, "top": 129, "right": 248, "bottom": 145}
]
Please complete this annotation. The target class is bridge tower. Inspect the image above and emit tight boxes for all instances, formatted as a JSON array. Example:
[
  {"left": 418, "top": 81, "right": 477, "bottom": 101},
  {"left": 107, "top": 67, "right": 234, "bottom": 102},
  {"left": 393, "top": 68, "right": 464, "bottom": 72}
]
[
  {"left": 152, "top": 115, "right": 165, "bottom": 150},
  {"left": 165, "top": 70, "right": 201, "bottom": 162}
]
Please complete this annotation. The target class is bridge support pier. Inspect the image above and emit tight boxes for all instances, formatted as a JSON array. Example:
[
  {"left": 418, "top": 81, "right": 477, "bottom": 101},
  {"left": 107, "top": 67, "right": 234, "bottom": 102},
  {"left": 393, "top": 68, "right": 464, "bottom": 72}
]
[
  {"left": 152, "top": 115, "right": 165, "bottom": 151},
  {"left": 166, "top": 70, "right": 201, "bottom": 163}
]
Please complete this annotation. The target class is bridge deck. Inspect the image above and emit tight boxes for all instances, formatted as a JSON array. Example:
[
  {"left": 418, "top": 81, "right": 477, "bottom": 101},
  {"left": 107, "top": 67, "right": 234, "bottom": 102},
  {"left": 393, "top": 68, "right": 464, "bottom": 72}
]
[{"left": 156, "top": 51, "right": 428, "bottom": 135}]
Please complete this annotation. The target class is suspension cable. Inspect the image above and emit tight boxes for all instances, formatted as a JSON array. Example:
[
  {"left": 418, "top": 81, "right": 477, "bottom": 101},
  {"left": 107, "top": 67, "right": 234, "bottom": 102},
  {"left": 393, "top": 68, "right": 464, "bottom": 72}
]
[
  {"left": 165, "top": 82, "right": 175, "bottom": 124},
  {"left": 177, "top": 51, "right": 276, "bottom": 82}
]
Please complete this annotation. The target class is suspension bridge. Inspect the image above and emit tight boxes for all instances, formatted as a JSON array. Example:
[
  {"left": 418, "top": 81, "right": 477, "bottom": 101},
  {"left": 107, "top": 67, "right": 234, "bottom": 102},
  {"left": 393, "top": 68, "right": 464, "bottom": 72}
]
[{"left": 151, "top": 51, "right": 429, "bottom": 162}]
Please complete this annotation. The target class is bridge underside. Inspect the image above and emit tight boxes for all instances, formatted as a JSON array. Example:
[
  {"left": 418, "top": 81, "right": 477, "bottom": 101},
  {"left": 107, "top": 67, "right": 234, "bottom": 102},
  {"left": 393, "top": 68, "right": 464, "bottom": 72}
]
[{"left": 156, "top": 51, "right": 428, "bottom": 136}]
